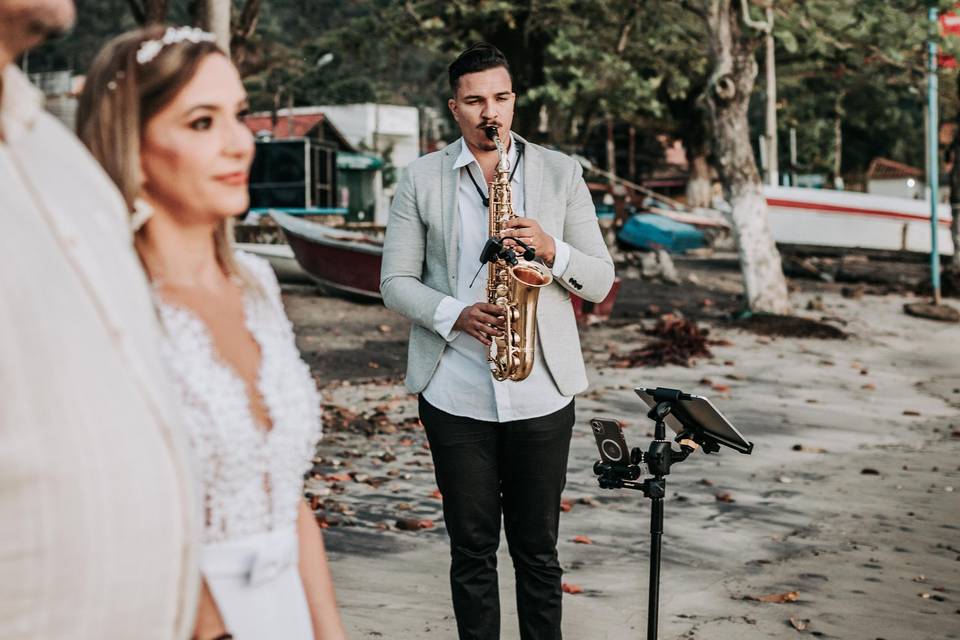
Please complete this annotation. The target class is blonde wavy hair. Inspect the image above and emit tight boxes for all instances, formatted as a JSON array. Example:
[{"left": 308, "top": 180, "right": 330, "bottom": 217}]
[{"left": 77, "top": 25, "right": 251, "bottom": 287}]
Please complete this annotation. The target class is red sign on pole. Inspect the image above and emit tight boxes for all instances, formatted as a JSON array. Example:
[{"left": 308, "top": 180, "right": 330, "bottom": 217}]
[
  {"left": 939, "top": 4, "right": 960, "bottom": 67},
  {"left": 941, "top": 11, "right": 960, "bottom": 35}
]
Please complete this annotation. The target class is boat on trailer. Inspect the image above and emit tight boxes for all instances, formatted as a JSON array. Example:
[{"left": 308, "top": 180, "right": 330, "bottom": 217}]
[
  {"left": 268, "top": 209, "right": 622, "bottom": 322},
  {"left": 269, "top": 210, "right": 384, "bottom": 300}
]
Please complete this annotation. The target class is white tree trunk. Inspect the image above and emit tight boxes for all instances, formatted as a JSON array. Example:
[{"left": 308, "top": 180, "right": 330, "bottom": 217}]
[
  {"left": 705, "top": 0, "right": 791, "bottom": 314},
  {"left": 727, "top": 185, "right": 791, "bottom": 312},
  {"left": 201, "top": 0, "right": 231, "bottom": 54},
  {"left": 764, "top": 5, "right": 778, "bottom": 186}
]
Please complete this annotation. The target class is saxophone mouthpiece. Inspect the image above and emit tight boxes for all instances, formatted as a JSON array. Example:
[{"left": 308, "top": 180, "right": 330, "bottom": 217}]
[{"left": 485, "top": 126, "right": 499, "bottom": 141}]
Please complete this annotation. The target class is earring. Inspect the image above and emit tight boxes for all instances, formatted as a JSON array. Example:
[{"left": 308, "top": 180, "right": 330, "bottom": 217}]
[{"left": 130, "top": 197, "right": 155, "bottom": 232}]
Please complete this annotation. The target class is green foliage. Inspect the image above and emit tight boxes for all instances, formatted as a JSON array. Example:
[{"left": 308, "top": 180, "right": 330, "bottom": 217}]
[
  {"left": 773, "top": 0, "right": 946, "bottom": 177},
  {"left": 26, "top": 0, "right": 138, "bottom": 73},
  {"left": 240, "top": 1, "right": 450, "bottom": 110},
  {"left": 523, "top": 1, "right": 666, "bottom": 147},
  {"left": 25, "top": 0, "right": 960, "bottom": 181}
]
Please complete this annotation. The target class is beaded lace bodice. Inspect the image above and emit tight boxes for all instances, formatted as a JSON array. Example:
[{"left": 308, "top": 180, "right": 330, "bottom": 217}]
[{"left": 155, "top": 251, "right": 321, "bottom": 544}]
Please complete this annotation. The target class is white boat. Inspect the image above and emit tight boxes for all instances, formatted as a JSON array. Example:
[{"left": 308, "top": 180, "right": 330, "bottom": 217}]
[
  {"left": 235, "top": 242, "right": 312, "bottom": 284},
  {"left": 764, "top": 186, "right": 954, "bottom": 255}
]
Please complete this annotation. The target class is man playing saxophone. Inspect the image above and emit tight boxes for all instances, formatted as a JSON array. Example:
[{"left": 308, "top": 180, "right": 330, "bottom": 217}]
[{"left": 380, "top": 42, "right": 614, "bottom": 640}]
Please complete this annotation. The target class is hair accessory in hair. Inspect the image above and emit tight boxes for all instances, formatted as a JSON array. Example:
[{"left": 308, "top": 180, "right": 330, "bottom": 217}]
[
  {"left": 130, "top": 197, "right": 155, "bottom": 232},
  {"left": 135, "top": 26, "right": 216, "bottom": 65}
]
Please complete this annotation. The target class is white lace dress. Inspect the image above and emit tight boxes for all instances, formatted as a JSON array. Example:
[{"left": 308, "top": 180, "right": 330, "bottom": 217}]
[{"left": 156, "top": 252, "right": 321, "bottom": 639}]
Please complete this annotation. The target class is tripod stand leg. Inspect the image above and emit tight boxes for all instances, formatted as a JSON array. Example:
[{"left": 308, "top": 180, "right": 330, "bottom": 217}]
[{"left": 648, "top": 495, "right": 663, "bottom": 640}]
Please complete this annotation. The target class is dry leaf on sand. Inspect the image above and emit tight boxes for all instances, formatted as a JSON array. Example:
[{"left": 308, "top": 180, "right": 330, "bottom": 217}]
[
  {"left": 788, "top": 616, "right": 809, "bottom": 631},
  {"left": 744, "top": 591, "right": 799, "bottom": 603}
]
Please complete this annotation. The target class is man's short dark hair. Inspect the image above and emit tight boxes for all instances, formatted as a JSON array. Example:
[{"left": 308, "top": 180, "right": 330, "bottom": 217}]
[{"left": 448, "top": 42, "right": 513, "bottom": 94}]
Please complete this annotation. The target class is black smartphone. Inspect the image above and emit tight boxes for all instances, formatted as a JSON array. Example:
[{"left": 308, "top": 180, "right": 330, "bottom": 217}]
[{"left": 591, "top": 418, "right": 631, "bottom": 467}]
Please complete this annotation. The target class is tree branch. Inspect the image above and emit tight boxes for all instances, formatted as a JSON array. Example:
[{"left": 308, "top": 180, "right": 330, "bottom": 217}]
[
  {"left": 236, "top": 0, "right": 262, "bottom": 40},
  {"left": 403, "top": 1, "right": 422, "bottom": 26},
  {"left": 125, "top": 0, "right": 145, "bottom": 24},
  {"left": 127, "top": 0, "right": 166, "bottom": 25},
  {"left": 615, "top": 3, "right": 639, "bottom": 55},
  {"left": 679, "top": 0, "right": 706, "bottom": 20},
  {"left": 864, "top": 44, "right": 924, "bottom": 74},
  {"left": 739, "top": 0, "right": 771, "bottom": 33}
]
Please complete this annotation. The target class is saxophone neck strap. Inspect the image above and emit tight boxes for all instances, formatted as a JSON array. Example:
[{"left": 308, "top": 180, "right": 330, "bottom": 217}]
[{"left": 465, "top": 140, "right": 525, "bottom": 208}]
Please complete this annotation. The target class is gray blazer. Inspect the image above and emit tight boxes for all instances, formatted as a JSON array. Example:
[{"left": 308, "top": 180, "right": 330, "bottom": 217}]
[{"left": 380, "top": 134, "right": 615, "bottom": 396}]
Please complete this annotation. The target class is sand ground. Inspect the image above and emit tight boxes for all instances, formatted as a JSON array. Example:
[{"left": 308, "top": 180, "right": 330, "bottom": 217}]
[{"left": 281, "top": 254, "right": 960, "bottom": 640}]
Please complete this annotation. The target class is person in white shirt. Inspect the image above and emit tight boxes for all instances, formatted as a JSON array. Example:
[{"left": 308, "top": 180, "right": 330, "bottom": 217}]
[
  {"left": 380, "top": 43, "right": 615, "bottom": 640},
  {"left": 0, "top": 3, "right": 200, "bottom": 639},
  {"left": 76, "top": 25, "right": 345, "bottom": 640}
]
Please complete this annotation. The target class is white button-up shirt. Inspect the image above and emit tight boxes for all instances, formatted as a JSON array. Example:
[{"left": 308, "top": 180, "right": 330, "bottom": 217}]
[
  {"left": 0, "top": 65, "right": 198, "bottom": 639},
  {"left": 421, "top": 134, "right": 572, "bottom": 422}
]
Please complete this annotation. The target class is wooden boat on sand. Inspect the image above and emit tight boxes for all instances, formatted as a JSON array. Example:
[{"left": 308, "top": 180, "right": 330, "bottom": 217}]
[
  {"left": 269, "top": 209, "right": 621, "bottom": 322},
  {"left": 269, "top": 210, "right": 384, "bottom": 300}
]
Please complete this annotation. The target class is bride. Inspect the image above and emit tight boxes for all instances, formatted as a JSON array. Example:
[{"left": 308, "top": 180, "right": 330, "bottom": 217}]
[{"left": 77, "top": 26, "right": 347, "bottom": 640}]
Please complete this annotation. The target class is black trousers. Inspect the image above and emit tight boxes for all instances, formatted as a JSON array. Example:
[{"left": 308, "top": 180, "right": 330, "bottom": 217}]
[{"left": 419, "top": 396, "right": 576, "bottom": 640}]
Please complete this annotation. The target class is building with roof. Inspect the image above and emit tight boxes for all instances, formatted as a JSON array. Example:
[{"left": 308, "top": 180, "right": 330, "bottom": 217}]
[
  {"left": 244, "top": 107, "right": 356, "bottom": 151},
  {"left": 29, "top": 70, "right": 81, "bottom": 130},
  {"left": 243, "top": 107, "right": 391, "bottom": 222},
  {"left": 866, "top": 157, "right": 924, "bottom": 199},
  {"left": 315, "top": 103, "right": 420, "bottom": 170}
]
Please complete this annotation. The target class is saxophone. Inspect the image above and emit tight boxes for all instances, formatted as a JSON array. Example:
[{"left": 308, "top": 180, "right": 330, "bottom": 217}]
[{"left": 485, "top": 126, "right": 553, "bottom": 382}]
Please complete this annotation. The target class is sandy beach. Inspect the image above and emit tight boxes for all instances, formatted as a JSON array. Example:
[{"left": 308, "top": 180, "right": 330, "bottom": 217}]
[{"left": 282, "top": 253, "right": 960, "bottom": 639}]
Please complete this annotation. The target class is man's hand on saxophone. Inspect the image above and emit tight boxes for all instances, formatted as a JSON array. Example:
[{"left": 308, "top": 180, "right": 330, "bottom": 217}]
[
  {"left": 500, "top": 217, "right": 556, "bottom": 266},
  {"left": 453, "top": 303, "right": 505, "bottom": 346}
]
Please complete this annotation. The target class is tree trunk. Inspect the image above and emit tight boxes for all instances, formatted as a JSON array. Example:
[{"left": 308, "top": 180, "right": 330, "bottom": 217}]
[
  {"left": 704, "top": 0, "right": 791, "bottom": 314},
  {"left": 148, "top": 0, "right": 168, "bottom": 23},
  {"left": 678, "top": 87, "right": 712, "bottom": 208},
  {"left": 686, "top": 152, "right": 712, "bottom": 208},
  {"left": 950, "top": 128, "right": 960, "bottom": 269},
  {"left": 198, "top": 0, "right": 231, "bottom": 53},
  {"left": 605, "top": 114, "right": 616, "bottom": 177},
  {"left": 832, "top": 91, "right": 844, "bottom": 189},
  {"left": 950, "top": 75, "right": 960, "bottom": 269},
  {"left": 231, "top": 0, "right": 264, "bottom": 76},
  {"left": 764, "top": 4, "right": 778, "bottom": 186},
  {"left": 126, "top": 0, "right": 168, "bottom": 24}
]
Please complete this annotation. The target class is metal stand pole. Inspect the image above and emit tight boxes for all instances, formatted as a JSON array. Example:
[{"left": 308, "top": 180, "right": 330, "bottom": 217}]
[
  {"left": 928, "top": 5, "right": 942, "bottom": 305},
  {"left": 592, "top": 387, "right": 752, "bottom": 640},
  {"left": 647, "top": 490, "right": 664, "bottom": 640},
  {"left": 592, "top": 392, "right": 703, "bottom": 639}
]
